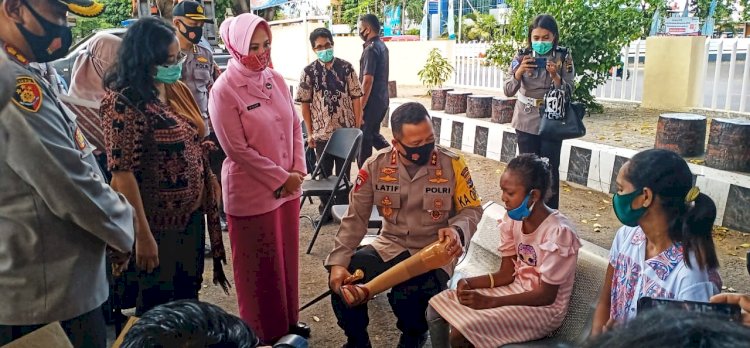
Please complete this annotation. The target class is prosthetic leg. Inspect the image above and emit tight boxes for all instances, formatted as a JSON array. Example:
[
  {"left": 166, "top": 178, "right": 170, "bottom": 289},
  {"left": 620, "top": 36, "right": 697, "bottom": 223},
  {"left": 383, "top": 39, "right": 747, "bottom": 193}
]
[{"left": 340, "top": 238, "right": 454, "bottom": 307}]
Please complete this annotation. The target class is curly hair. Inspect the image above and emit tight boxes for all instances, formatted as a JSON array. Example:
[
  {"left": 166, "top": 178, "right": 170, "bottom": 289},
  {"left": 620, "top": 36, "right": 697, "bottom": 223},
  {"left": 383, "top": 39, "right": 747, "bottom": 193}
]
[{"left": 103, "top": 17, "right": 175, "bottom": 105}]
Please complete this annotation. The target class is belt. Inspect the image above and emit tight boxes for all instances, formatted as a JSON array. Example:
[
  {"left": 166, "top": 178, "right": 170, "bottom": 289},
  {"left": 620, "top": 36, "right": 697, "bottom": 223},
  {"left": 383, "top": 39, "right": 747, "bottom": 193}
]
[{"left": 517, "top": 94, "right": 543, "bottom": 107}]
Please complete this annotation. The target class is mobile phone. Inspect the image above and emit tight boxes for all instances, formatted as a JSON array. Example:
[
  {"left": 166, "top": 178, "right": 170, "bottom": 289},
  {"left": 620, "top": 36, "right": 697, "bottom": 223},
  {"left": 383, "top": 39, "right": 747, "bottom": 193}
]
[
  {"left": 637, "top": 297, "right": 742, "bottom": 322},
  {"left": 534, "top": 57, "right": 547, "bottom": 70}
]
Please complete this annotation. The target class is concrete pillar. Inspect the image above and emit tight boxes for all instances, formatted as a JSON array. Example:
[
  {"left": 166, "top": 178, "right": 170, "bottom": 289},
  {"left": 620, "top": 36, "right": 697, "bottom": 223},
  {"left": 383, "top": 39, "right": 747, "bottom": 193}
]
[{"left": 642, "top": 36, "right": 706, "bottom": 111}]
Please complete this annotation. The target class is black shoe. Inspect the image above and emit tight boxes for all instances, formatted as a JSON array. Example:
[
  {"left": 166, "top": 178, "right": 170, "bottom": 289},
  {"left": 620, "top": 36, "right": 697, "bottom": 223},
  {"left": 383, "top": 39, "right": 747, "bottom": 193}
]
[
  {"left": 204, "top": 243, "right": 211, "bottom": 257},
  {"left": 288, "top": 322, "right": 311, "bottom": 339},
  {"left": 220, "top": 219, "right": 228, "bottom": 232},
  {"left": 397, "top": 332, "right": 428, "bottom": 348},
  {"left": 341, "top": 341, "right": 372, "bottom": 348}
]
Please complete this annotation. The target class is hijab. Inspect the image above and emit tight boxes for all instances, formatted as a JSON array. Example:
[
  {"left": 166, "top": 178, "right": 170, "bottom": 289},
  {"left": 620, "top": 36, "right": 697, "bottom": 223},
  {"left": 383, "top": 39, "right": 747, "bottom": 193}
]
[
  {"left": 68, "top": 33, "right": 122, "bottom": 105},
  {"left": 220, "top": 13, "right": 272, "bottom": 81}
]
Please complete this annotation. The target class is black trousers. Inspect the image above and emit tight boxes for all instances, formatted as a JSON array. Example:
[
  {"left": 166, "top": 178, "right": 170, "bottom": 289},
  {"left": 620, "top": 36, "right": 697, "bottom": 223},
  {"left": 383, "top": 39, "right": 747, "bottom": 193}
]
[
  {"left": 315, "top": 139, "right": 350, "bottom": 214},
  {"left": 358, "top": 106, "right": 390, "bottom": 167},
  {"left": 515, "top": 130, "right": 563, "bottom": 209},
  {"left": 135, "top": 211, "right": 206, "bottom": 316},
  {"left": 331, "top": 246, "right": 449, "bottom": 347},
  {"left": 0, "top": 306, "right": 106, "bottom": 348}
]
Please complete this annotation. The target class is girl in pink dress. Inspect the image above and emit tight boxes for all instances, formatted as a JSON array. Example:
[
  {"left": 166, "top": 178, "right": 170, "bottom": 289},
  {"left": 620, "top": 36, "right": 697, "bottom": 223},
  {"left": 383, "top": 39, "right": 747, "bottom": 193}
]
[{"left": 428, "top": 154, "right": 581, "bottom": 348}]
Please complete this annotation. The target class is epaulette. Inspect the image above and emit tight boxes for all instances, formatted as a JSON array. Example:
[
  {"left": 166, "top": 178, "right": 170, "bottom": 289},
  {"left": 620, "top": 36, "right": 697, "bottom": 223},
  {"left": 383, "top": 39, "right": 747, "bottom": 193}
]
[
  {"left": 436, "top": 144, "right": 459, "bottom": 159},
  {"left": 555, "top": 46, "right": 570, "bottom": 56},
  {"left": 364, "top": 146, "right": 394, "bottom": 167},
  {"left": 518, "top": 47, "right": 532, "bottom": 56}
]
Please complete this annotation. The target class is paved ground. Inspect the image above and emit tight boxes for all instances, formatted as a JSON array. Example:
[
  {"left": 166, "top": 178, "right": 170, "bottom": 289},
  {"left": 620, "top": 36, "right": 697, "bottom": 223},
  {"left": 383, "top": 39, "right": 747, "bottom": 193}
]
[
  {"left": 194, "top": 124, "right": 749, "bottom": 347},
  {"left": 108, "top": 86, "right": 749, "bottom": 346}
]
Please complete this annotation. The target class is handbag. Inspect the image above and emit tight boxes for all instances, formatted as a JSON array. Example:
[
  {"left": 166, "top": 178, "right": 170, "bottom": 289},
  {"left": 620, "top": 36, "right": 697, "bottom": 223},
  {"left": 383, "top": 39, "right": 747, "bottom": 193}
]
[{"left": 539, "top": 85, "right": 586, "bottom": 141}]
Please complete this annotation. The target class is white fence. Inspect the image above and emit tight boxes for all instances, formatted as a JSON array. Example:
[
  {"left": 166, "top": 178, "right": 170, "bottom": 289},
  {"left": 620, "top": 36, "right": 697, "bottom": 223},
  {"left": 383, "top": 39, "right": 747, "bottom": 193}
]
[{"left": 452, "top": 39, "right": 750, "bottom": 114}]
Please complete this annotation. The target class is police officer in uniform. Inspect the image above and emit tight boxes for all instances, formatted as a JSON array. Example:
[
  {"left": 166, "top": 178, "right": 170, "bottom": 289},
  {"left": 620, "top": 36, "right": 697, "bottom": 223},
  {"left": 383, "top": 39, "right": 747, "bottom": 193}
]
[
  {"left": 326, "top": 102, "right": 483, "bottom": 348},
  {"left": 172, "top": 0, "right": 227, "bottom": 230},
  {"left": 0, "top": 1, "right": 134, "bottom": 346},
  {"left": 504, "top": 14, "right": 575, "bottom": 210},
  {"left": 172, "top": 0, "right": 216, "bottom": 135}
]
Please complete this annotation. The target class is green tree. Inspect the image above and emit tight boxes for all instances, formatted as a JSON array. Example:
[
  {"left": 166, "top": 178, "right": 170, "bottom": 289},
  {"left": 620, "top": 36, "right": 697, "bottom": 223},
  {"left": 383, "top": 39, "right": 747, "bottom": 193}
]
[
  {"left": 691, "top": 0, "right": 737, "bottom": 34},
  {"left": 487, "top": 0, "right": 662, "bottom": 112},
  {"left": 100, "top": 0, "right": 132, "bottom": 27},
  {"left": 418, "top": 48, "right": 454, "bottom": 92},
  {"left": 740, "top": 0, "right": 750, "bottom": 22}
]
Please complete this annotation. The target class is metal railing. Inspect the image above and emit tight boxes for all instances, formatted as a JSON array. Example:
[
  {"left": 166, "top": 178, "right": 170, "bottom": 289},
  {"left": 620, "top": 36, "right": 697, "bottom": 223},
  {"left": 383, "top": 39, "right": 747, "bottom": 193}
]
[{"left": 452, "top": 39, "right": 750, "bottom": 114}]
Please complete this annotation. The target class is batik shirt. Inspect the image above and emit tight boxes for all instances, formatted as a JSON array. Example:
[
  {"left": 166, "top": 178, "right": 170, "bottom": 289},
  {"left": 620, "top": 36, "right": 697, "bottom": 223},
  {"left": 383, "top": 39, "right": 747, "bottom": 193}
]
[
  {"left": 295, "top": 58, "right": 362, "bottom": 142},
  {"left": 608, "top": 226, "right": 721, "bottom": 323}
]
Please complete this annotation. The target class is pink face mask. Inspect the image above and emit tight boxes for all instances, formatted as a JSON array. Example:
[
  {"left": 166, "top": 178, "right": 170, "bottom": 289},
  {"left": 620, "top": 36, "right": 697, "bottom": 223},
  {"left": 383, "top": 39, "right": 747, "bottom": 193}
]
[{"left": 240, "top": 49, "right": 271, "bottom": 72}]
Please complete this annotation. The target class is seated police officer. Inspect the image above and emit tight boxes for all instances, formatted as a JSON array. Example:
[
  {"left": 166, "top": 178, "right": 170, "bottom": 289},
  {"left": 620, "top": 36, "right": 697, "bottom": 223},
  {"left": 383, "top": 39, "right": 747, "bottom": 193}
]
[{"left": 326, "top": 102, "right": 483, "bottom": 348}]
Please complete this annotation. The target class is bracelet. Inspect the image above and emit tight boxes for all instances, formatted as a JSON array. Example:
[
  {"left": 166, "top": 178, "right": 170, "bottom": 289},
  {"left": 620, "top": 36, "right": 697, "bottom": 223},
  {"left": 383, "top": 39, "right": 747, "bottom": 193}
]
[{"left": 488, "top": 273, "right": 494, "bottom": 288}]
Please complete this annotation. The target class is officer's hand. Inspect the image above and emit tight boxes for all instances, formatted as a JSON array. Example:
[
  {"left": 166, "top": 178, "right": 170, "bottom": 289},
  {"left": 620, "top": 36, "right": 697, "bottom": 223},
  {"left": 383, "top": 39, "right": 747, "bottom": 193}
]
[
  {"left": 438, "top": 227, "right": 463, "bottom": 260},
  {"left": 329, "top": 265, "right": 352, "bottom": 295},
  {"left": 135, "top": 233, "right": 159, "bottom": 273},
  {"left": 515, "top": 56, "right": 536, "bottom": 79}
]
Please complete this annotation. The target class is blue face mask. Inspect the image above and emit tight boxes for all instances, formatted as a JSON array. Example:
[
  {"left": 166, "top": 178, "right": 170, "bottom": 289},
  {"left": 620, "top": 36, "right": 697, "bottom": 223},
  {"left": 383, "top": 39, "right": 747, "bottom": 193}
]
[
  {"left": 507, "top": 192, "right": 536, "bottom": 221},
  {"left": 316, "top": 48, "right": 334, "bottom": 63},
  {"left": 154, "top": 61, "right": 183, "bottom": 84},
  {"left": 531, "top": 41, "right": 554, "bottom": 55}
]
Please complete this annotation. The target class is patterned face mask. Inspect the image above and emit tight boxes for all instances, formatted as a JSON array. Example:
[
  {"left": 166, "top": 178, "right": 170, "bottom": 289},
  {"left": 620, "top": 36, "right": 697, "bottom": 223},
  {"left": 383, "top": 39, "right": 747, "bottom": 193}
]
[{"left": 240, "top": 49, "right": 271, "bottom": 72}]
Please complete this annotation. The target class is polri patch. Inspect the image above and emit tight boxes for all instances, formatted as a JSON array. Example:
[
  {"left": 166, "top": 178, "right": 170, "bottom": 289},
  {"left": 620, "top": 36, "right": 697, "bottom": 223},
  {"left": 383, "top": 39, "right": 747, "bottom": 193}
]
[
  {"left": 354, "top": 169, "right": 369, "bottom": 192},
  {"left": 13, "top": 76, "right": 42, "bottom": 112}
]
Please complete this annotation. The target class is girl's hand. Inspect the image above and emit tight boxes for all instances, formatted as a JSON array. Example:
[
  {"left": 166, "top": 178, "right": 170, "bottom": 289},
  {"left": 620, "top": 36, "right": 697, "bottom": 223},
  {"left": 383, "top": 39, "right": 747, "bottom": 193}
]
[
  {"left": 458, "top": 289, "right": 496, "bottom": 309},
  {"left": 457, "top": 278, "right": 471, "bottom": 292}
]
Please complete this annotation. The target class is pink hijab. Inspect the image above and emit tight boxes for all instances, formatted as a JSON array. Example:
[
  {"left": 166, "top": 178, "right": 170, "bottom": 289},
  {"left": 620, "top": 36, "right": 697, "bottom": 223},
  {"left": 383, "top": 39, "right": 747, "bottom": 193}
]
[
  {"left": 220, "top": 13, "right": 272, "bottom": 77},
  {"left": 68, "top": 33, "right": 122, "bottom": 105}
]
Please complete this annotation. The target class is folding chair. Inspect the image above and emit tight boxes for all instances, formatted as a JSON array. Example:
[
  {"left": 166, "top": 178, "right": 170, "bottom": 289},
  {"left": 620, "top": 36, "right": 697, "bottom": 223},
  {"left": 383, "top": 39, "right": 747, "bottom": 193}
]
[{"left": 301, "top": 128, "right": 363, "bottom": 254}]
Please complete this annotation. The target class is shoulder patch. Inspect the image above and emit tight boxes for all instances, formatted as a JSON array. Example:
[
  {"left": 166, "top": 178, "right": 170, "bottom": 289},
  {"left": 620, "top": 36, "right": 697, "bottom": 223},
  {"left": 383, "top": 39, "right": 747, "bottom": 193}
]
[
  {"left": 13, "top": 76, "right": 43, "bottom": 112},
  {"left": 354, "top": 168, "right": 369, "bottom": 192},
  {"left": 436, "top": 145, "right": 459, "bottom": 159}
]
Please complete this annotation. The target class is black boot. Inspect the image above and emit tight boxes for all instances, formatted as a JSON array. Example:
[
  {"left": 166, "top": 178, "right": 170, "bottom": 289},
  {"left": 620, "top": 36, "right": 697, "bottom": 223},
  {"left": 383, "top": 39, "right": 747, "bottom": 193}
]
[
  {"left": 397, "top": 332, "right": 428, "bottom": 348},
  {"left": 288, "top": 322, "right": 311, "bottom": 339}
]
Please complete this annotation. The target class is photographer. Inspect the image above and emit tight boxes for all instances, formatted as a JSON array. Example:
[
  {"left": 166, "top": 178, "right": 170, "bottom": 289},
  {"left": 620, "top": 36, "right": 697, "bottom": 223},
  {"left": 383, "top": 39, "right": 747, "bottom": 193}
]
[{"left": 504, "top": 14, "right": 575, "bottom": 209}]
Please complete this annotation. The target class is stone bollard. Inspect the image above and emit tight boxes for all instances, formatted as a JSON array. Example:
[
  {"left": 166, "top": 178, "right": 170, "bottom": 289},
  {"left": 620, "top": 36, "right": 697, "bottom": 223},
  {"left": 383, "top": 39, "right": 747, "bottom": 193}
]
[
  {"left": 491, "top": 97, "right": 516, "bottom": 124},
  {"left": 430, "top": 88, "right": 454, "bottom": 111},
  {"left": 654, "top": 113, "right": 707, "bottom": 157},
  {"left": 466, "top": 95, "right": 493, "bottom": 118},
  {"left": 445, "top": 91, "right": 472, "bottom": 115},
  {"left": 705, "top": 118, "right": 750, "bottom": 173},
  {"left": 388, "top": 81, "right": 397, "bottom": 98}
]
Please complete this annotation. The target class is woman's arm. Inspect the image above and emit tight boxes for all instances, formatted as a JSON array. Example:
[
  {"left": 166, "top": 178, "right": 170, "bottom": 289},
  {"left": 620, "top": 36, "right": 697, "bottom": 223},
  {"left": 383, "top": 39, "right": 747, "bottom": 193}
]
[
  {"left": 591, "top": 264, "right": 615, "bottom": 337},
  {"left": 110, "top": 171, "right": 159, "bottom": 273}
]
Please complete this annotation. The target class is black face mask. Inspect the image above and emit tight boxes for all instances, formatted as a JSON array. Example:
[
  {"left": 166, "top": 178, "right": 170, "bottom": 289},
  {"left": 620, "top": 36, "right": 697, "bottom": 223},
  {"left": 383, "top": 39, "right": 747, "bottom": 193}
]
[
  {"left": 359, "top": 28, "right": 369, "bottom": 41},
  {"left": 177, "top": 19, "right": 203, "bottom": 45},
  {"left": 17, "top": 0, "right": 73, "bottom": 63},
  {"left": 399, "top": 141, "right": 435, "bottom": 166}
]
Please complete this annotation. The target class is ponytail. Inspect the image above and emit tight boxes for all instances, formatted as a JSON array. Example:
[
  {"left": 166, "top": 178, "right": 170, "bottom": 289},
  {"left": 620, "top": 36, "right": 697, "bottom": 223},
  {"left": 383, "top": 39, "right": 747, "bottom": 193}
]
[
  {"left": 625, "top": 149, "right": 720, "bottom": 271},
  {"left": 679, "top": 193, "right": 719, "bottom": 270}
]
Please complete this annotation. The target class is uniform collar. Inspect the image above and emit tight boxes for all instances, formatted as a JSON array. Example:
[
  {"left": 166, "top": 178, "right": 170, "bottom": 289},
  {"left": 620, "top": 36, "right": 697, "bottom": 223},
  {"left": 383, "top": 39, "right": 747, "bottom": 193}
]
[
  {"left": 363, "top": 36, "right": 380, "bottom": 48},
  {"left": 2, "top": 42, "right": 30, "bottom": 66}
]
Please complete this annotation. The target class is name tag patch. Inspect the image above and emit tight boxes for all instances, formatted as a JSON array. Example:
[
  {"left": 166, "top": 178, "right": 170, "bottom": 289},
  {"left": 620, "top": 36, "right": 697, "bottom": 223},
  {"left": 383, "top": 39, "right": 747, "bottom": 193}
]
[{"left": 247, "top": 103, "right": 261, "bottom": 111}]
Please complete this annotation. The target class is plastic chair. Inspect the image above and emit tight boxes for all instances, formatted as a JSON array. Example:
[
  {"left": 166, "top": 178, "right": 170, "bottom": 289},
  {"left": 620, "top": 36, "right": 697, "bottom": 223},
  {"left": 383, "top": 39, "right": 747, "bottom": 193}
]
[{"left": 301, "top": 128, "right": 363, "bottom": 254}]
